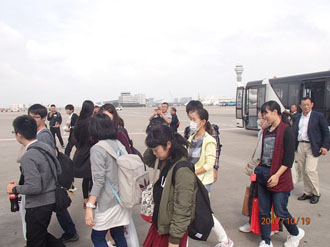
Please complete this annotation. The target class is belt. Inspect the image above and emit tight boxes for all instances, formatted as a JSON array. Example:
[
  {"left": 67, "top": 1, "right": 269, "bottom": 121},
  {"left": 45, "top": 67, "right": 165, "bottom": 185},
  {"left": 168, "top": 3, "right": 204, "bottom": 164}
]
[{"left": 299, "top": 140, "right": 310, "bottom": 143}]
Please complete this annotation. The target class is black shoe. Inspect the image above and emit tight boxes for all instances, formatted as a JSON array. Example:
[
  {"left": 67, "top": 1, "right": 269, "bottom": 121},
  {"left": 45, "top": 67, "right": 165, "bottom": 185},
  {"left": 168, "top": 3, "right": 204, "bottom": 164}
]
[
  {"left": 60, "top": 232, "right": 79, "bottom": 243},
  {"left": 298, "top": 193, "right": 312, "bottom": 200},
  {"left": 310, "top": 195, "right": 320, "bottom": 204}
]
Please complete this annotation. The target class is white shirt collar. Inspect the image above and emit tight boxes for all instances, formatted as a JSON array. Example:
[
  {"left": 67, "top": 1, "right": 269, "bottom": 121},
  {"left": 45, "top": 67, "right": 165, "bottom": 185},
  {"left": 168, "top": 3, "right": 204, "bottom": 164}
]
[
  {"left": 302, "top": 110, "right": 312, "bottom": 118},
  {"left": 25, "top": 140, "right": 37, "bottom": 150}
]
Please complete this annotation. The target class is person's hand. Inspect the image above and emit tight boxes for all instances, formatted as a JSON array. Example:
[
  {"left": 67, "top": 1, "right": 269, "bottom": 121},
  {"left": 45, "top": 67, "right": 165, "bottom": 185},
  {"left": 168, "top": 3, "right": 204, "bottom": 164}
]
[
  {"left": 85, "top": 208, "right": 95, "bottom": 227},
  {"left": 65, "top": 128, "right": 70, "bottom": 132},
  {"left": 213, "top": 168, "right": 218, "bottom": 183},
  {"left": 267, "top": 174, "right": 279, "bottom": 188},
  {"left": 320, "top": 147, "right": 328, "bottom": 156},
  {"left": 7, "top": 183, "right": 16, "bottom": 193},
  {"left": 154, "top": 108, "right": 158, "bottom": 114},
  {"left": 168, "top": 243, "right": 179, "bottom": 247}
]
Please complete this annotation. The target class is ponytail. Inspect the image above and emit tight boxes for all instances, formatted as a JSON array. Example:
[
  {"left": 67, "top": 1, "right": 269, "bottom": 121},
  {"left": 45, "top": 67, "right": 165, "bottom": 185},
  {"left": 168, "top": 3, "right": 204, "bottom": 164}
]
[
  {"left": 205, "top": 121, "right": 214, "bottom": 135},
  {"left": 195, "top": 108, "right": 213, "bottom": 135}
]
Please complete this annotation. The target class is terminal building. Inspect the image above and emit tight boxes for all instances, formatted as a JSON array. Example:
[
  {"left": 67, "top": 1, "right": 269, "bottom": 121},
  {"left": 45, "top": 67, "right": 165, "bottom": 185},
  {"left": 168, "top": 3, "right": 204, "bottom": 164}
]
[{"left": 118, "top": 92, "right": 146, "bottom": 107}]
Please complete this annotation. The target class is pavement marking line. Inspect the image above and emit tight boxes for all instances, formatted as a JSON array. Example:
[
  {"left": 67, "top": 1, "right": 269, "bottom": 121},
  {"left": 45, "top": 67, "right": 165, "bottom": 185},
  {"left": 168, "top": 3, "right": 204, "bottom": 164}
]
[{"left": 0, "top": 128, "right": 241, "bottom": 142}]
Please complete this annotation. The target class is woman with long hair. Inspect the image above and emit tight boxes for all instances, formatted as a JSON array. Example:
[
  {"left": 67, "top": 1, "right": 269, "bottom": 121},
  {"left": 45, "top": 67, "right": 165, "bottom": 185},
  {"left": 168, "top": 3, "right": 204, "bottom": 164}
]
[
  {"left": 100, "top": 104, "right": 131, "bottom": 154},
  {"left": 73, "top": 100, "right": 95, "bottom": 207},
  {"left": 85, "top": 114, "right": 129, "bottom": 247},
  {"left": 187, "top": 108, "right": 233, "bottom": 247},
  {"left": 143, "top": 125, "right": 197, "bottom": 247},
  {"left": 256, "top": 101, "right": 304, "bottom": 247}
]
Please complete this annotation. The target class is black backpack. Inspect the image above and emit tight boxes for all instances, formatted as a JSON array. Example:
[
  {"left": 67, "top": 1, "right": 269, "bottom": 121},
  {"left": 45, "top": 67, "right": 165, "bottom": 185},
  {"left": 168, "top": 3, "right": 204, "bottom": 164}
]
[
  {"left": 172, "top": 162, "right": 214, "bottom": 241},
  {"left": 56, "top": 149, "right": 74, "bottom": 190},
  {"left": 211, "top": 124, "right": 222, "bottom": 158},
  {"left": 30, "top": 146, "right": 72, "bottom": 211}
]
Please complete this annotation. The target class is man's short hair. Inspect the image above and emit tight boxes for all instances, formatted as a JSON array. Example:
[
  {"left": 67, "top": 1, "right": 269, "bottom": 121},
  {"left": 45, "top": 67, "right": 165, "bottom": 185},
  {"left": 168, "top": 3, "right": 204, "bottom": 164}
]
[
  {"left": 28, "top": 104, "right": 48, "bottom": 118},
  {"left": 186, "top": 100, "right": 203, "bottom": 114},
  {"left": 301, "top": 97, "right": 313, "bottom": 103},
  {"left": 162, "top": 102, "right": 169, "bottom": 107},
  {"left": 50, "top": 104, "right": 56, "bottom": 107},
  {"left": 171, "top": 107, "right": 177, "bottom": 113},
  {"left": 65, "top": 104, "right": 74, "bottom": 111},
  {"left": 13, "top": 115, "right": 37, "bottom": 140}
]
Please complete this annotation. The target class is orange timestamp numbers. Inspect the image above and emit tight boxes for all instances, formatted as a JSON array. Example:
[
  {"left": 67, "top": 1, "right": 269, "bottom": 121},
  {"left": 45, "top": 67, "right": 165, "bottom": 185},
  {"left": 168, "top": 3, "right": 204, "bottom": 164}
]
[{"left": 261, "top": 217, "right": 311, "bottom": 225}]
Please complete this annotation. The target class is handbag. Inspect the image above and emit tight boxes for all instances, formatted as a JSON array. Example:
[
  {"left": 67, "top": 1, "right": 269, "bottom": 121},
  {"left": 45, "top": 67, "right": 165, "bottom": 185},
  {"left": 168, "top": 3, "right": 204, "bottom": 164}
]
[
  {"left": 140, "top": 158, "right": 159, "bottom": 222},
  {"left": 241, "top": 186, "right": 250, "bottom": 216},
  {"left": 54, "top": 185, "right": 72, "bottom": 212},
  {"left": 124, "top": 213, "right": 140, "bottom": 247},
  {"left": 250, "top": 198, "right": 280, "bottom": 234}
]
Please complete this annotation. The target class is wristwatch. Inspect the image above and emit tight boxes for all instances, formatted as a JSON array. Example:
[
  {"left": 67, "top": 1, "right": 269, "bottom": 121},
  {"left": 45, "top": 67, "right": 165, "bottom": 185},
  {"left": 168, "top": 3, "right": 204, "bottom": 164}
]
[{"left": 86, "top": 202, "right": 96, "bottom": 209}]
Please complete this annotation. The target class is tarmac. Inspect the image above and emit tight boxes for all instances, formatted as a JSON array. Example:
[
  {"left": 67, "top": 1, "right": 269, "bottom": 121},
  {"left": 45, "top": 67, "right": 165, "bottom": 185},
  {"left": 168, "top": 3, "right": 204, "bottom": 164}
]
[{"left": 0, "top": 106, "right": 329, "bottom": 247}]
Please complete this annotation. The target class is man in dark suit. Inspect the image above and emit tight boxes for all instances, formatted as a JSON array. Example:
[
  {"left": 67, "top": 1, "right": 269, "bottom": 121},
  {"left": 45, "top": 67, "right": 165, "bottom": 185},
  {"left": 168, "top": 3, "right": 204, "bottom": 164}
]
[
  {"left": 294, "top": 97, "right": 329, "bottom": 204},
  {"left": 290, "top": 104, "right": 299, "bottom": 125},
  {"left": 64, "top": 104, "right": 79, "bottom": 157}
]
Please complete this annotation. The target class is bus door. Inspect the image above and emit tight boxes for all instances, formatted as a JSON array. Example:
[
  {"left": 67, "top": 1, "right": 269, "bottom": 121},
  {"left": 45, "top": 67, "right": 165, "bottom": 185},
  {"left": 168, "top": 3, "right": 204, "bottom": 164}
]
[
  {"left": 236, "top": 87, "right": 245, "bottom": 127},
  {"left": 304, "top": 79, "right": 330, "bottom": 126},
  {"left": 304, "top": 80, "right": 326, "bottom": 115},
  {"left": 245, "top": 86, "right": 265, "bottom": 130}
]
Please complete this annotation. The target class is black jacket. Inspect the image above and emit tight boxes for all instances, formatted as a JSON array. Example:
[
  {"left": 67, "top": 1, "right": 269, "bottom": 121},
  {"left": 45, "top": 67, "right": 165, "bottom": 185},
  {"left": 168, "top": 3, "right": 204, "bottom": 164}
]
[
  {"left": 47, "top": 111, "right": 62, "bottom": 127},
  {"left": 294, "top": 111, "right": 329, "bottom": 157},
  {"left": 68, "top": 113, "right": 79, "bottom": 141}
]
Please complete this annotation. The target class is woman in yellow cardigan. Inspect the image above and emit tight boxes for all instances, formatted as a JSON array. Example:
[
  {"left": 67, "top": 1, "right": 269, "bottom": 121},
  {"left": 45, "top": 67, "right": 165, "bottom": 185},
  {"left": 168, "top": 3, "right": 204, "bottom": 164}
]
[{"left": 188, "top": 108, "right": 234, "bottom": 247}]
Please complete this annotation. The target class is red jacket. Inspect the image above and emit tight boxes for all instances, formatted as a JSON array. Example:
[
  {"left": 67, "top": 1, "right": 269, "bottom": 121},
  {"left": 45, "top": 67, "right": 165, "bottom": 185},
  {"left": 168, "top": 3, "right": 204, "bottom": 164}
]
[{"left": 262, "top": 121, "right": 294, "bottom": 192}]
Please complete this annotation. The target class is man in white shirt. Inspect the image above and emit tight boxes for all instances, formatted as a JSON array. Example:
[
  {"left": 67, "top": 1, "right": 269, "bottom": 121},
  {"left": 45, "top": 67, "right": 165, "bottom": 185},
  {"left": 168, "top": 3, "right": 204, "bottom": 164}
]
[
  {"left": 149, "top": 102, "right": 172, "bottom": 126},
  {"left": 294, "top": 97, "right": 329, "bottom": 204}
]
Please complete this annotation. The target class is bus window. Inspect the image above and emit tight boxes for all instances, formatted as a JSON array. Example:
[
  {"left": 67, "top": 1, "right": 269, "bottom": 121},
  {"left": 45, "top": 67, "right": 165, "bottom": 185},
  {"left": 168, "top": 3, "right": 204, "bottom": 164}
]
[
  {"left": 288, "top": 83, "right": 301, "bottom": 108},
  {"left": 236, "top": 87, "right": 244, "bottom": 119},
  {"left": 247, "top": 88, "right": 258, "bottom": 116},
  {"left": 257, "top": 86, "right": 266, "bottom": 112},
  {"left": 272, "top": 83, "right": 289, "bottom": 108},
  {"left": 305, "top": 80, "right": 326, "bottom": 114},
  {"left": 246, "top": 88, "right": 258, "bottom": 129}
]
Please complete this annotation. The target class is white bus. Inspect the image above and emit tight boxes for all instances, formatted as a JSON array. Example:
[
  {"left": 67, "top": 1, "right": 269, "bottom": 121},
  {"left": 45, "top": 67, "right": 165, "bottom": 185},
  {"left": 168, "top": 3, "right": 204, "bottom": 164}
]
[{"left": 236, "top": 71, "right": 330, "bottom": 130}]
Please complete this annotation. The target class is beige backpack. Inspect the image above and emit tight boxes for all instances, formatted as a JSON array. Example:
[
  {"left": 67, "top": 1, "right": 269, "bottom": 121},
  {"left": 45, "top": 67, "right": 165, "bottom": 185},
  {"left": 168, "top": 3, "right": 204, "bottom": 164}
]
[{"left": 96, "top": 140, "right": 150, "bottom": 208}]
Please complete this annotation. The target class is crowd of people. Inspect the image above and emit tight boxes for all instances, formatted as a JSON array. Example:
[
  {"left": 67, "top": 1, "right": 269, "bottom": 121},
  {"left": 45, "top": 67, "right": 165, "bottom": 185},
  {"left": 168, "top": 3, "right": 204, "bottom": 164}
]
[{"left": 5, "top": 98, "right": 329, "bottom": 247}]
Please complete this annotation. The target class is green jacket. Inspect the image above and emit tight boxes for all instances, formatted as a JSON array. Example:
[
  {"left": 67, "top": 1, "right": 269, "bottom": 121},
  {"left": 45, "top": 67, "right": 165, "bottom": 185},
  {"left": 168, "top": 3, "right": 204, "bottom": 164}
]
[{"left": 143, "top": 149, "right": 197, "bottom": 244}]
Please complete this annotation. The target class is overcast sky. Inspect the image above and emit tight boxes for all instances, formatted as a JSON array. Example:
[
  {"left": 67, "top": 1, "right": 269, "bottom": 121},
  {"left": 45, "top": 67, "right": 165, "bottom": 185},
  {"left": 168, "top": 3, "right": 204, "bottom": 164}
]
[{"left": 1, "top": 0, "right": 330, "bottom": 107}]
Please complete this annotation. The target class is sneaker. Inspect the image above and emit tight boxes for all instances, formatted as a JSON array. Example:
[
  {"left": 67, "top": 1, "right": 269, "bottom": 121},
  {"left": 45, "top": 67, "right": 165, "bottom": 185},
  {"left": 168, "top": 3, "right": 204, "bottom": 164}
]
[
  {"left": 284, "top": 227, "right": 305, "bottom": 247},
  {"left": 60, "top": 232, "right": 79, "bottom": 243},
  {"left": 107, "top": 241, "right": 116, "bottom": 247},
  {"left": 215, "top": 238, "right": 234, "bottom": 247},
  {"left": 239, "top": 222, "right": 251, "bottom": 233},
  {"left": 259, "top": 240, "right": 273, "bottom": 247},
  {"left": 69, "top": 185, "right": 77, "bottom": 194}
]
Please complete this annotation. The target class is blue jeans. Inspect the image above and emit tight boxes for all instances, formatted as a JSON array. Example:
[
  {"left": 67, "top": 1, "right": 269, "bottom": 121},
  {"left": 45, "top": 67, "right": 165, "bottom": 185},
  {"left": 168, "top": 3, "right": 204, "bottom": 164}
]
[
  {"left": 91, "top": 226, "right": 127, "bottom": 247},
  {"left": 56, "top": 209, "right": 77, "bottom": 235},
  {"left": 258, "top": 183, "right": 299, "bottom": 244}
]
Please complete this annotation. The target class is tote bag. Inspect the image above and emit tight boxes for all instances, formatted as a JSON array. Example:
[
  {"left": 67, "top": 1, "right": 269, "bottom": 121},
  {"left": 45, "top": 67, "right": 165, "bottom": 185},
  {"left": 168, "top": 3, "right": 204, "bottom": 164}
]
[{"left": 141, "top": 158, "right": 159, "bottom": 222}]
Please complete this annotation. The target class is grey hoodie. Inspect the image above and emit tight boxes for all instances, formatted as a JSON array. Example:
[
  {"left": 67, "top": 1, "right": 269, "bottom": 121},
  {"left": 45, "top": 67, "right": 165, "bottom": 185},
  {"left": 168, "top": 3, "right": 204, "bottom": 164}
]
[{"left": 15, "top": 141, "right": 61, "bottom": 208}]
